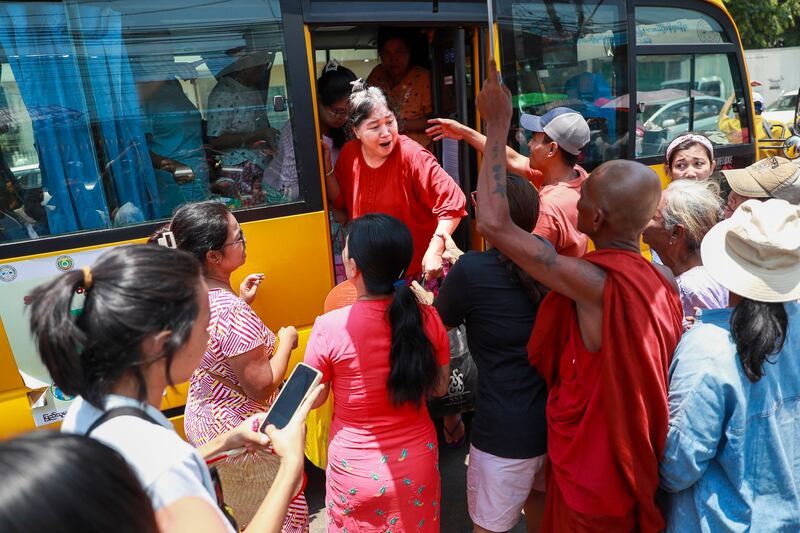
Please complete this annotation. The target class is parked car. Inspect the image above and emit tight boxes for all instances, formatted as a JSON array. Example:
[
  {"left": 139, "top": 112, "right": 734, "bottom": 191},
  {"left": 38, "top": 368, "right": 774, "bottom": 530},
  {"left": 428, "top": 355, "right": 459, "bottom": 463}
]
[{"left": 764, "top": 90, "right": 799, "bottom": 127}]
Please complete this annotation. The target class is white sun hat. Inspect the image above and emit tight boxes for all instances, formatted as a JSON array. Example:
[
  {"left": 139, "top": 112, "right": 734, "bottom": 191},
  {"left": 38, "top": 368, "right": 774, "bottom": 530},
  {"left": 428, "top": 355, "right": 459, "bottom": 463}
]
[{"left": 701, "top": 198, "right": 800, "bottom": 303}]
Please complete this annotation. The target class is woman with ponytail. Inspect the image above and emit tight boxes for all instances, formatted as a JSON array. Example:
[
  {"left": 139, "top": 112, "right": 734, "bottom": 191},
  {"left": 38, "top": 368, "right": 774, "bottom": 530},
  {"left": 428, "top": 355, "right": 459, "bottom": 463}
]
[
  {"left": 27, "top": 245, "right": 320, "bottom": 533},
  {"left": 660, "top": 199, "right": 800, "bottom": 532},
  {"left": 304, "top": 213, "right": 450, "bottom": 532}
]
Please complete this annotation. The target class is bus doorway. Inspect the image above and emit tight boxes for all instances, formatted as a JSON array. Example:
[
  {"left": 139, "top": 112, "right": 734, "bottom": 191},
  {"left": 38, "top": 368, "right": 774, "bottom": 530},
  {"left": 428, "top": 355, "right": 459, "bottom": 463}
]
[{"left": 310, "top": 24, "right": 483, "bottom": 265}]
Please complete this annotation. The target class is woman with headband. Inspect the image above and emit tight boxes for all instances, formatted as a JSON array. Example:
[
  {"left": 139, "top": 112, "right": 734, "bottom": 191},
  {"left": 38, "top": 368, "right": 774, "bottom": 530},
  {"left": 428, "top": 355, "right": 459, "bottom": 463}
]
[{"left": 664, "top": 133, "right": 717, "bottom": 182}]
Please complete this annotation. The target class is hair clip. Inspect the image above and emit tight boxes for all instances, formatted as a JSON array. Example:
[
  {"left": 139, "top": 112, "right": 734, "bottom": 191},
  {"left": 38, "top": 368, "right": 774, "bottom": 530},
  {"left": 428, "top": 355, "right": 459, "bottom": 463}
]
[
  {"left": 350, "top": 78, "right": 366, "bottom": 92},
  {"left": 324, "top": 59, "right": 341, "bottom": 73},
  {"left": 156, "top": 230, "right": 177, "bottom": 249}
]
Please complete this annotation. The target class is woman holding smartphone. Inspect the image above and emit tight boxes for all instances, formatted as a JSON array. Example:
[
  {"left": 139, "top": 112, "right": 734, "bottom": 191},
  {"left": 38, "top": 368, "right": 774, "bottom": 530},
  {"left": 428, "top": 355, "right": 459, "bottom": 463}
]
[
  {"left": 27, "top": 244, "right": 319, "bottom": 533},
  {"left": 166, "top": 201, "right": 306, "bottom": 531},
  {"left": 304, "top": 214, "right": 450, "bottom": 532}
]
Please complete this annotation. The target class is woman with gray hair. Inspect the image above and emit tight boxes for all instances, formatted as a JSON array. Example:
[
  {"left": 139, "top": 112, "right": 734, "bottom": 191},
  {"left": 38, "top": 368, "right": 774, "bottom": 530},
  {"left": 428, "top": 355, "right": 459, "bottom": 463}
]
[
  {"left": 643, "top": 179, "right": 728, "bottom": 326},
  {"left": 324, "top": 81, "right": 467, "bottom": 284}
]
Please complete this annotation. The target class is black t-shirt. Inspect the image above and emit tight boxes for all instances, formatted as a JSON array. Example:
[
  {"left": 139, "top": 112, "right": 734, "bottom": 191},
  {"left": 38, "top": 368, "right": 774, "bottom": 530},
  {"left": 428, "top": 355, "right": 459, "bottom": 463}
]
[{"left": 434, "top": 249, "right": 548, "bottom": 459}]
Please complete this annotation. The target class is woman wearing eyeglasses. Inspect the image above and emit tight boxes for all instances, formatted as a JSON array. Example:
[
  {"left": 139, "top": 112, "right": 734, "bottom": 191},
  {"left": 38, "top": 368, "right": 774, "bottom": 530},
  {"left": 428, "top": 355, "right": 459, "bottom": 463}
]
[{"left": 167, "top": 201, "right": 307, "bottom": 532}]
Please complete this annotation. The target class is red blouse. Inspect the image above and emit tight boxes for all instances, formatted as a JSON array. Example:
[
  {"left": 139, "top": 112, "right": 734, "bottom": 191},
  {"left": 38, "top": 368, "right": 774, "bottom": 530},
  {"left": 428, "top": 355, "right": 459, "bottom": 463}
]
[{"left": 333, "top": 135, "right": 467, "bottom": 279}]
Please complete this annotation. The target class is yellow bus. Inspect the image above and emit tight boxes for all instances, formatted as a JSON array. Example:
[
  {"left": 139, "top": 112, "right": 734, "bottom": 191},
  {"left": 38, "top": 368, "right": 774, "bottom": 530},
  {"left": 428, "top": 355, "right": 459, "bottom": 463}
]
[{"left": 0, "top": 0, "right": 754, "bottom": 467}]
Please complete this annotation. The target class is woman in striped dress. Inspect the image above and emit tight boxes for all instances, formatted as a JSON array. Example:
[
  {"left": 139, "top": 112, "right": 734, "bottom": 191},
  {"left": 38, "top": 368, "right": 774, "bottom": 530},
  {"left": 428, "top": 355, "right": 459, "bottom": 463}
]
[{"left": 169, "top": 201, "right": 308, "bottom": 531}]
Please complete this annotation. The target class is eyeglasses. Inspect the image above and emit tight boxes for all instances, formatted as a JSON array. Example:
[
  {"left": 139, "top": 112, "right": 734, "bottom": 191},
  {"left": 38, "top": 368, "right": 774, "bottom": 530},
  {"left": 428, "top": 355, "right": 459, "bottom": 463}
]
[
  {"left": 470, "top": 191, "right": 477, "bottom": 207},
  {"left": 222, "top": 236, "right": 246, "bottom": 248},
  {"left": 325, "top": 105, "right": 349, "bottom": 119}
]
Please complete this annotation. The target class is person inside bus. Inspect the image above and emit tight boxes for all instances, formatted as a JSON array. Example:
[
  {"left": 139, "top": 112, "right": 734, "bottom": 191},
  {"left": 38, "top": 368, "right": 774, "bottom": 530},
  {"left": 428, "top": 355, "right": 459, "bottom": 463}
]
[
  {"left": 426, "top": 108, "right": 591, "bottom": 257},
  {"left": 26, "top": 244, "right": 321, "bottom": 533},
  {"left": 135, "top": 58, "right": 210, "bottom": 218},
  {"left": 475, "top": 61, "right": 683, "bottom": 531},
  {"left": 367, "top": 28, "right": 433, "bottom": 148},
  {"left": 660, "top": 198, "right": 800, "bottom": 532},
  {"left": 316, "top": 61, "right": 358, "bottom": 283},
  {"left": 431, "top": 177, "right": 549, "bottom": 533},
  {"left": 720, "top": 155, "right": 800, "bottom": 218},
  {"left": 166, "top": 201, "right": 307, "bottom": 531},
  {"left": 0, "top": 431, "right": 158, "bottom": 533},
  {"left": 325, "top": 82, "right": 467, "bottom": 282},
  {"left": 664, "top": 133, "right": 717, "bottom": 182},
  {"left": 303, "top": 213, "right": 450, "bottom": 533},
  {"left": 207, "top": 51, "right": 278, "bottom": 207},
  {"left": 642, "top": 179, "right": 727, "bottom": 328}
]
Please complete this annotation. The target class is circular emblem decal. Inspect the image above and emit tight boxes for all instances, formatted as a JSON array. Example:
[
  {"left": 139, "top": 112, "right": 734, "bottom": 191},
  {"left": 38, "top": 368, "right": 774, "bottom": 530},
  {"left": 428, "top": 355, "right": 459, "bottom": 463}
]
[
  {"left": 0, "top": 264, "right": 17, "bottom": 282},
  {"left": 697, "top": 19, "right": 722, "bottom": 44},
  {"left": 56, "top": 255, "right": 74, "bottom": 271}
]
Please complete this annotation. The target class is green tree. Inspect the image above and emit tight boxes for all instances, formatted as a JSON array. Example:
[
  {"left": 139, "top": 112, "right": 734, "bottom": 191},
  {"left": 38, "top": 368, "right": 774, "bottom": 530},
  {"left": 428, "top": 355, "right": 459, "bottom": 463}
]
[{"left": 724, "top": 0, "right": 800, "bottom": 48}]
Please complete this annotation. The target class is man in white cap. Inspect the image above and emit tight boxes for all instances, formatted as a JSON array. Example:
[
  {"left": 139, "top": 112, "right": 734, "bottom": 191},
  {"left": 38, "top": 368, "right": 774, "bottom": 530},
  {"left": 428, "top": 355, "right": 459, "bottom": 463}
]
[
  {"left": 721, "top": 156, "right": 800, "bottom": 217},
  {"left": 427, "top": 107, "right": 591, "bottom": 256}
]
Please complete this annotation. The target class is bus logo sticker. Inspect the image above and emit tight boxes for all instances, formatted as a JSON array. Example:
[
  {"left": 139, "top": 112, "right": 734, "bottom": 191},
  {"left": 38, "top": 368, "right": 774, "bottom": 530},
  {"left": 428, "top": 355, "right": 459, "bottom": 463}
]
[
  {"left": 56, "top": 255, "right": 74, "bottom": 271},
  {"left": 0, "top": 265, "right": 16, "bottom": 282}
]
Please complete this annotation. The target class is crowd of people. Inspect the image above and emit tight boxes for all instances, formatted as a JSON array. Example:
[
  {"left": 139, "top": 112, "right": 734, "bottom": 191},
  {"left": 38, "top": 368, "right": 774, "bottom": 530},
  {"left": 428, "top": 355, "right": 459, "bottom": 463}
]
[{"left": 1, "top": 51, "right": 800, "bottom": 533}]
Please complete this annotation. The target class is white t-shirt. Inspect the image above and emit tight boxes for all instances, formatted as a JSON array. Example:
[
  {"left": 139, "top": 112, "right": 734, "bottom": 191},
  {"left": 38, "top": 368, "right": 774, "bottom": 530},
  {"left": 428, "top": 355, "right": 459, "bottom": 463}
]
[{"left": 62, "top": 394, "right": 235, "bottom": 532}]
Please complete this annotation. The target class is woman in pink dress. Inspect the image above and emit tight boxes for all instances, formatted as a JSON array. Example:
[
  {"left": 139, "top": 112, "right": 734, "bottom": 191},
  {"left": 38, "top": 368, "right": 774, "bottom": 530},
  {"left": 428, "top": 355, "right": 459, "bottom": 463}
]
[
  {"left": 168, "top": 201, "right": 308, "bottom": 531},
  {"left": 304, "top": 213, "right": 450, "bottom": 532}
]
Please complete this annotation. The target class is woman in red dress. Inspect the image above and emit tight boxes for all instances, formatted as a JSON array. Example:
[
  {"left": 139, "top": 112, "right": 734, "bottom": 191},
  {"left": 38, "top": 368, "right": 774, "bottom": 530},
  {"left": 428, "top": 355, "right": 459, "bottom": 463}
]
[
  {"left": 304, "top": 213, "right": 451, "bottom": 531},
  {"left": 324, "top": 82, "right": 467, "bottom": 282}
]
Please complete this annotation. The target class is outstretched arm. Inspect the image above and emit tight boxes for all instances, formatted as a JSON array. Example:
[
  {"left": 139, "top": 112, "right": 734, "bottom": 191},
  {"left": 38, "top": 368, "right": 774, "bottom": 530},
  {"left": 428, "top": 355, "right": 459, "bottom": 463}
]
[
  {"left": 474, "top": 61, "right": 606, "bottom": 347},
  {"left": 426, "top": 117, "right": 531, "bottom": 177}
]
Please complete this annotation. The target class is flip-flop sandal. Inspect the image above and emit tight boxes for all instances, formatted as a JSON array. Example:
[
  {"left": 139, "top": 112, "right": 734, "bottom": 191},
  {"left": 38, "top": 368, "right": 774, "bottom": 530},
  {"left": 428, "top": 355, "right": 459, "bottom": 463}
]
[{"left": 443, "top": 416, "right": 465, "bottom": 448}]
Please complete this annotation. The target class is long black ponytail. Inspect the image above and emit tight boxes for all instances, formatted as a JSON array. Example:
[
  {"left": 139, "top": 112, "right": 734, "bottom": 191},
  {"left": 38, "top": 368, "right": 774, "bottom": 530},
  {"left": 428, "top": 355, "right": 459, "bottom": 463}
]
[
  {"left": 730, "top": 298, "right": 788, "bottom": 382},
  {"left": 346, "top": 214, "right": 439, "bottom": 407}
]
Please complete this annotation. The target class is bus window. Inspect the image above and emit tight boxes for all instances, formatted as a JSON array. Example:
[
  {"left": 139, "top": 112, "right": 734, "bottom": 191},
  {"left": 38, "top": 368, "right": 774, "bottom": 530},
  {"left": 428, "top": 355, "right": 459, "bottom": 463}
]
[
  {"left": 635, "top": 53, "right": 749, "bottom": 158},
  {"left": 635, "top": 6, "right": 730, "bottom": 46},
  {"left": 0, "top": 0, "right": 302, "bottom": 246},
  {"left": 498, "top": 0, "right": 629, "bottom": 171}
]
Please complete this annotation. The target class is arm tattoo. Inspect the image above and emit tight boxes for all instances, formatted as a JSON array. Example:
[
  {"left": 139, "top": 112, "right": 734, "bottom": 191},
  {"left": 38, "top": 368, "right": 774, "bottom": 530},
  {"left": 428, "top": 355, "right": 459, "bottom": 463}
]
[
  {"left": 532, "top": 236, "right": 557, "bottom": 269},
  {"left": 491, "top": 158, "right": 506, "bottom": 198}
]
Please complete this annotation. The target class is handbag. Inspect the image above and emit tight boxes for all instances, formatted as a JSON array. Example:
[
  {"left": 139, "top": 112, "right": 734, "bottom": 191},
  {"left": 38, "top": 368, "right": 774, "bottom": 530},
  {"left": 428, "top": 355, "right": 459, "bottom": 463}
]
[{"left": 427, "top": 324, "right": 478, "bottom": 418}]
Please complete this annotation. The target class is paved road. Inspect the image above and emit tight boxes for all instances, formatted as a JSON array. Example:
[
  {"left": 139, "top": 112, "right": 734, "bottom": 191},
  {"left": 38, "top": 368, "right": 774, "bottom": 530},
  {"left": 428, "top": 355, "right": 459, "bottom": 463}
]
[{"left": 303, "top": 415, "right": 527, "bottom": 532}]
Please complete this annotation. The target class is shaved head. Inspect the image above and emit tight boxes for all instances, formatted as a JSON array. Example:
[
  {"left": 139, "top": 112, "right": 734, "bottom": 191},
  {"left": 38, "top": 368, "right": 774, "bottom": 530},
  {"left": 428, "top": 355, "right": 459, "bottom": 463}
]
[{"left": 582, "top": 160, "right": 662, "bottom": 238}]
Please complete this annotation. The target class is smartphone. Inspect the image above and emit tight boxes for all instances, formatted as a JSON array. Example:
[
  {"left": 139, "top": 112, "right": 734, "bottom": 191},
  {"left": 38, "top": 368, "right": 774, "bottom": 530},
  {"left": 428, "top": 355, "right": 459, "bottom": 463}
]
[{"left": 260, "top": 363, "right": 322, "bottom": 432}]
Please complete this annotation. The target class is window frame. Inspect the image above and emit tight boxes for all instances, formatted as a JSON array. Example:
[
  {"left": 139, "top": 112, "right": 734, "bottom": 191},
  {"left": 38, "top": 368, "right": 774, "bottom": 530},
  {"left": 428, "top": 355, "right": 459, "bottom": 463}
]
[
  {"left": 630, "top": 0, "right": 755, "bottom": 166},
  {"left": 0, "top": 0, "right": 322, "bottom": 260},
  {"left": 496, "top": 0, "right": 631, "bottom": 170}
]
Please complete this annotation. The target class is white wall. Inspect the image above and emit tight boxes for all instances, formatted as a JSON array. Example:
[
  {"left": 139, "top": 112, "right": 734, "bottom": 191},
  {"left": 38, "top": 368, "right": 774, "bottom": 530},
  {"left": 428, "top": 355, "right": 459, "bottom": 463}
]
[{"left": 745, "top": 46, "right": 800, "bottom": 105}]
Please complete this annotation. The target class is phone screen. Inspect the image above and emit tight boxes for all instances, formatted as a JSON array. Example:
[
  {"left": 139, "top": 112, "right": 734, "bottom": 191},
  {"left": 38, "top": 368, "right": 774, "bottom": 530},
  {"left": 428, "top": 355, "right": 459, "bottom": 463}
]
[{"left": 260, "top": 364, "right": 320, "bottom": 431}]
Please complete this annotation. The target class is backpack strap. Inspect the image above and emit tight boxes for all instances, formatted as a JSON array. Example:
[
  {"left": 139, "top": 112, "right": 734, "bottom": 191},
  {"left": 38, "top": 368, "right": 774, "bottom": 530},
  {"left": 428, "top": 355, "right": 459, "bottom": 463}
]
[{"left": 85, "top": 406, "right": 158, "bottom": 436}]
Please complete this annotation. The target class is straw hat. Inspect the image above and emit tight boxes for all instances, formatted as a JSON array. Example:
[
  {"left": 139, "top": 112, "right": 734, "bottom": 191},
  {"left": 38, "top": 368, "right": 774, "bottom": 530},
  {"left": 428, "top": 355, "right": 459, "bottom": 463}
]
[{"left": 701, "top": 199, "right": 800, "bottom": 302}]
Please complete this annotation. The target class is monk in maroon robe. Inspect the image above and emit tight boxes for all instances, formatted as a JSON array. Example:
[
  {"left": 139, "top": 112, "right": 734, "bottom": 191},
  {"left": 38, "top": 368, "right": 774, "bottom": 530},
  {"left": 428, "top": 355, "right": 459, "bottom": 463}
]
[{"left": 474, "top": 61, "right": 683, "bottom": 532}]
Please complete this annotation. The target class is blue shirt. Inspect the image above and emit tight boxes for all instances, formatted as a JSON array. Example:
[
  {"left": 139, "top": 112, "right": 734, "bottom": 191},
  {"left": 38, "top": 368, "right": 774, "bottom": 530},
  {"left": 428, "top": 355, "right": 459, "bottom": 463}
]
[{"left": 660, "top": 303, "right": 800, "bottom": 532}]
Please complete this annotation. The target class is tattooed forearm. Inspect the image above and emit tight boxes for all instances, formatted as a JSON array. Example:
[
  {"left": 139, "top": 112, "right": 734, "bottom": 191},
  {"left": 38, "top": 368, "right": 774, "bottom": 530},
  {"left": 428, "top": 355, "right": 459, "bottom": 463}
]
[
  {"left": 491, "top": 143, "right": 507, "bottom": 198},
  {"left": 533, "top": 240, "right": 557, "bottom": 269}
]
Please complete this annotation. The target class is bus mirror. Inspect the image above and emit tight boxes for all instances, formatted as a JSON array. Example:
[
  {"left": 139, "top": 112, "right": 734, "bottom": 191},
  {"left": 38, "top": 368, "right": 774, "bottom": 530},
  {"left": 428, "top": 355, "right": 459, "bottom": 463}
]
[
  {"left": 273, "top": 94, "right": 286, "bottom": 113},
  {"left": 783, "top": 136, "right": 800, "bottom": 160}
]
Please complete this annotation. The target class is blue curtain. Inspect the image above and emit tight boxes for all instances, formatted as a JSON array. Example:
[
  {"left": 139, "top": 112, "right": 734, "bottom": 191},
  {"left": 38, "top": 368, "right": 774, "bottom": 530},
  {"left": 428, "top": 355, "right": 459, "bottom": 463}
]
[
  {"left": 0, "top": 3, "right": 158, "bottom": 234},
  {"left": 78, "top": 6, "right": 158, "bottom": 219}
]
